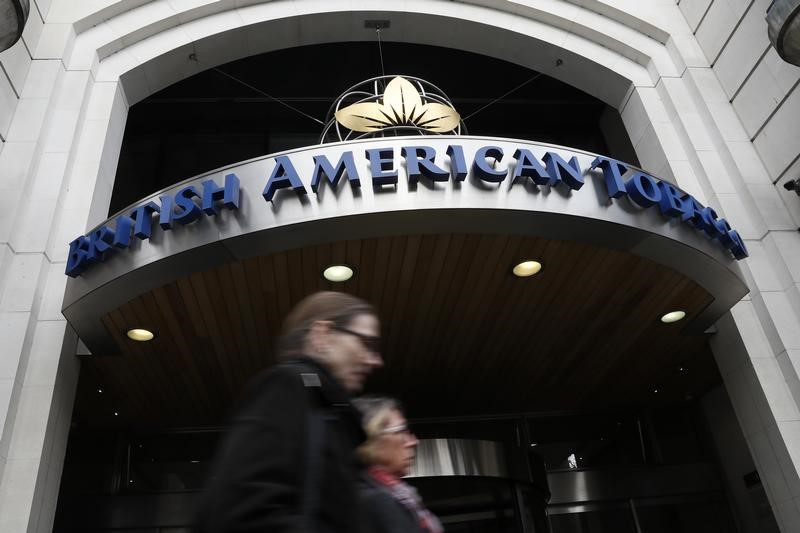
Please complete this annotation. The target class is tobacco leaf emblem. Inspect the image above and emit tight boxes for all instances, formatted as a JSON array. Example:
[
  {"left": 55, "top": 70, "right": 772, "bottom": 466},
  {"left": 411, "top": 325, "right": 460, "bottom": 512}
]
[{"left": 335, "top": 76, "right": 460, "bottom": 134}]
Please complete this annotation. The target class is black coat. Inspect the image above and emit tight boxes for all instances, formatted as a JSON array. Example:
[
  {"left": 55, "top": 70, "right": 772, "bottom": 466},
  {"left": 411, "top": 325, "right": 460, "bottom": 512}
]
[
  {"left": 358, "top": 476, "right": 426, "bottom": 533},
  {"left": 195, "top": 358, "right": 366, "bottom": 533}
]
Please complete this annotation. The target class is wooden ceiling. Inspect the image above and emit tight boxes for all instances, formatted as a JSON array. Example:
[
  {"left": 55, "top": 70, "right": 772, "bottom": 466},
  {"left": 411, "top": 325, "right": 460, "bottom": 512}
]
[{"left": 73, "top": 232, "right": 720, "bottom": 428}]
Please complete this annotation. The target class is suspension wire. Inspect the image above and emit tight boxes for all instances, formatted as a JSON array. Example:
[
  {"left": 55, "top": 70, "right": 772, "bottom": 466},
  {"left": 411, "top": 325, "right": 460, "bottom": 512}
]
[
  {"left": 462, "top": 72, "right": 544, "bottom": 121},
  {"left": 211, "top": 67, "right": 325, "bottom": 125},
  {"left": 376, "top": 27, "right": 386, "bottom": 78}
]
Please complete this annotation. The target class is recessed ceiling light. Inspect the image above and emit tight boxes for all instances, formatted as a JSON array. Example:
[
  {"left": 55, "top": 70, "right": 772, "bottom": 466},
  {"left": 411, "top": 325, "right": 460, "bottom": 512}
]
[
  {"left": 660, "top": 310, "right": 686, "bottom": 323},
  {"left": 512, "top": 260, "right": 542, "bottom": 277},
  {"left": 127, "top": 328, "right": 154, "bottom": 341},
  {"left": 323, "top": 264, "right": 354, "bottom": 282}
]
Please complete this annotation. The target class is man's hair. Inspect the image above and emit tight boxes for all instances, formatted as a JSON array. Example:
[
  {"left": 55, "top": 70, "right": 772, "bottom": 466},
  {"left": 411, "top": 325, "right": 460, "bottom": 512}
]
[{"left": 277, "top": 291, "right": 376, "bottom": 358}]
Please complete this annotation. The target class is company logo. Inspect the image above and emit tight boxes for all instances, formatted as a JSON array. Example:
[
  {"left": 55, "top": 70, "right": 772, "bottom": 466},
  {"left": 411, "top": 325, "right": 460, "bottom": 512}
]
[
  {"left": 335, "top": 76, "right": 460, "bottom": 133},
  {"left": 321, "top": 76, "right": 463, "bottom": 143}
]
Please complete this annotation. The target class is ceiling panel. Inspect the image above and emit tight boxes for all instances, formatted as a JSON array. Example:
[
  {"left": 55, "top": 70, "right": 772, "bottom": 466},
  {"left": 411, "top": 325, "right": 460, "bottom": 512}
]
[{"left": 73, "top": 233, "right": 718, "bottom": 428}]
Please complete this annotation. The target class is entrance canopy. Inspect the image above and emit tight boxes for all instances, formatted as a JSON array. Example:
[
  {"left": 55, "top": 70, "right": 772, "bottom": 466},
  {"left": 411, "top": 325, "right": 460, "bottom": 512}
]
[{"left": 62, "top": 136, "right": 748, "bottom": 426}]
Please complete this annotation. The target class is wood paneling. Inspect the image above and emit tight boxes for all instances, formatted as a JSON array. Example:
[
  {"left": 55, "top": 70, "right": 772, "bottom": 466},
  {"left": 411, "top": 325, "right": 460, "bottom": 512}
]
[{"left": 73, "top": 233, "right": 719, "bottom": 428}]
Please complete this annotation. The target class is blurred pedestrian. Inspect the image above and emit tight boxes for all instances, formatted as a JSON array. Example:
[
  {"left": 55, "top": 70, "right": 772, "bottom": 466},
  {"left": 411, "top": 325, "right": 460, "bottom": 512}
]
[
  {"left": 354, "top": 396, "right": 443, "bottom": 533},
  {"left": 196, "top": 291, "right": 383, "bottom": 533}
]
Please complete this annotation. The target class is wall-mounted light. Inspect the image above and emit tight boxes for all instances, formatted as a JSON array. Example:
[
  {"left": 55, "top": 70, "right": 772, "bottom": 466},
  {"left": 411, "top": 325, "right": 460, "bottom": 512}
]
[
  {"left": 783, "top": 177, "right": 800, "bottom": 196},
  {"left": 0, "top": 1, "right": 30, "bottom": 53}
]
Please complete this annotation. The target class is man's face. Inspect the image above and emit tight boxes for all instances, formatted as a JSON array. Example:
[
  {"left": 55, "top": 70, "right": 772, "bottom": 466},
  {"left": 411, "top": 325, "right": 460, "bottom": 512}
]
[{"left": 323, "top": 313, "right": 383, "bottom": 393}]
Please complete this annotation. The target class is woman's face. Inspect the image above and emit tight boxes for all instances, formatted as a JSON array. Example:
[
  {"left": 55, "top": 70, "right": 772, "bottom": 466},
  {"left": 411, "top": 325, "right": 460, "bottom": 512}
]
[
  {"left": 321, "top": 313, "right": 383, "bottom": 393},
  {"left": 373, "top": 409, "right": 419, "bottom": 477}
]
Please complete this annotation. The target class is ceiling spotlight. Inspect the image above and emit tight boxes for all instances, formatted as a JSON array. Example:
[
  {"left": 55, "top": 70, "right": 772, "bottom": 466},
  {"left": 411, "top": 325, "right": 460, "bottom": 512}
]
[
  {"left": 127, "top": 328, "right": 154, "bottom": 341},
  {"left": 513, "top": 260, "right": 542, "bottom": 277},
  {"left": 783, "top": 177, "right": 800, "bottom": 196},
  {"left": 323, "top": 264, "right": 354, "bottom": 282},
  {"left": 113, "top": 411, "right": 119, "bottom": 416},
  {"left": 660, "top": 310, "right": 686, "bottom": 323},
  {"left": 97, "top": 388, "right": 103, "bottom": 394}
]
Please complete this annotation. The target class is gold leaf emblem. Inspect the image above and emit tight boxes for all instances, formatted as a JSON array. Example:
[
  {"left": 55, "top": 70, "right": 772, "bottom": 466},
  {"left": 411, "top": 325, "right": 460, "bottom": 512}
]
[{"left": 335, "top": 76, "right": 461, "bottom": 134}]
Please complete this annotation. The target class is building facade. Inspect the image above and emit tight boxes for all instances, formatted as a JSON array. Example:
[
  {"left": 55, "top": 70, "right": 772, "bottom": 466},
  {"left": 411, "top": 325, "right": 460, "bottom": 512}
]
[{"left": 1, "top": 0, "right": 800, "bottom": 531}]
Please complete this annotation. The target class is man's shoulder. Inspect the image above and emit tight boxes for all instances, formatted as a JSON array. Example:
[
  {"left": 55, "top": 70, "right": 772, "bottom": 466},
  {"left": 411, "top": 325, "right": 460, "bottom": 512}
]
[
  {"left": 248, "top": 359, "right": 321, "bottom": 389},
  {"left": 233, "top": 361, "right": 318, "bottom": 415}
]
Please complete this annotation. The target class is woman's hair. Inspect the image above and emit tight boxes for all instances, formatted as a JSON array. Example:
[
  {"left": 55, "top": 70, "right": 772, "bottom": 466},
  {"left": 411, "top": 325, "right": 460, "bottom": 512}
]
[
  {"left": 352, "top": 395, "right": 403, "bottom": 465},
  {"left": 277, "top": 291, "right": 376, "bottom": 358}
]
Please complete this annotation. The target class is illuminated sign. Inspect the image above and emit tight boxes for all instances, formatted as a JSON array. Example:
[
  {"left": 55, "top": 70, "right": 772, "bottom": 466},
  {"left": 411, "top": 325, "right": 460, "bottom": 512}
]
[{"left": 65, "top": 141, "right": 747, "bottom": 277}]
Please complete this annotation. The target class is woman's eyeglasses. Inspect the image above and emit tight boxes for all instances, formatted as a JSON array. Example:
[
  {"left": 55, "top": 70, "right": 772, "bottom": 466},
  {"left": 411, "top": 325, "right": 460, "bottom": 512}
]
[
  {"left": 379, "top": 424, "right": 413, "bottom": 436},
  {"left": 332, "top": 325, "right": 381, "bottom": 353}
]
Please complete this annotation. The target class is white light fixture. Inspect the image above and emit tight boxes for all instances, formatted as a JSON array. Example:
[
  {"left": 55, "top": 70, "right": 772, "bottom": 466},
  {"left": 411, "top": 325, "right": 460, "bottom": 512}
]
[
  {"left": 660, "top": 310, "right": 686, "bottom": 323},
  {"left": 512, "top": 260, "right": 542, "bottom": 277},
  {"left": 127, "top": 328, "right": 154, "bottom": 341},
  {"left": 323, "top": 264, "right": 354, "bottom": 282}
]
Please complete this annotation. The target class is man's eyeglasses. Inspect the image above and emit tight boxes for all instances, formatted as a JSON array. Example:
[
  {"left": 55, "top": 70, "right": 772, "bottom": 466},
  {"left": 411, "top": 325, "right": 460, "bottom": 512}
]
[{"left": 332, "top": 325, "right": 381, "bottom": 353}]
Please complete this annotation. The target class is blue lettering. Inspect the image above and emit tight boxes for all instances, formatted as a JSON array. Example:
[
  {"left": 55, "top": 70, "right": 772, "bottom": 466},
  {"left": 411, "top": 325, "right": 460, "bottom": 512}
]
[
  {"left": 727, "top": 230, "right": 748, "bottom": 259},
  {"left": 159, "top": 195, "right": 174, "bottom": 230},
  {"left": 713, "top": 217, "right": 734, "bottom": 246},
  {"left": 680, "top": 195, "right": 707, "bottom": 228},
  {"left": 625, "top": 172, "right": 662, "bottom": 207},
  {"left": 130, "top": 201, "right": 160, "bottom": 240},
  {"left": 657, "top": 181, "right": 685, "bottom": 217},
  {"left": 401, "top": 146, "right": 449, "bottom": 183},
  {"left": 512, "top": 149, "right": 549, "bottom": 185},
  {"left": 591, "top": 156, "right": 629, "bottom": 199},
  {"left": 543, "top": 152, "right": 584, "bottom": 190},
  {"left": 473, "top": 146, "right": 506, "bottom": 183},
  {"left": 446, "top": 145, "right": 468, "bottom": 181},
  {"left": 202, "top": 173, "right": 240, "bottom": 215},
  {"left": 263, "top": 155, "right": 307, "bottom": 201},
  {"left": 311, "top": 152, "right": 360, "bottom": 192},
  {"left": 173, "top": 186, "right": 202, "bottom": 225},
  {"left": 65, "top": 236, "right": 90, "bottom": 277},
  {"left": 112, "top": 216, "right": 134, "bottom": 249},
  {"left": 365, "top": 148, "right": 398, "bottom": 186},
  {"left": 87, "top": 225, "right": 115, "bottom": 263}
]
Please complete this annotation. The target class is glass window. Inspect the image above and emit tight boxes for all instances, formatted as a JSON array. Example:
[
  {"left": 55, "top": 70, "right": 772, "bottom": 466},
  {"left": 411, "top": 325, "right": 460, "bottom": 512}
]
[{"left": 528, "top": 413, "right": 644, "bottom": 470}]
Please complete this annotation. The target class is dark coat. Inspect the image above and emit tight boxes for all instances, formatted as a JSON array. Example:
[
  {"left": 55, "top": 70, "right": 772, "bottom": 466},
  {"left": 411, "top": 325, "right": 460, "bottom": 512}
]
[
  {"left": 195, "top": 357, "right": 366, "bottom": 533},
  {"left": 358, "top": 476, "right": 426, "bottom": 533}
]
